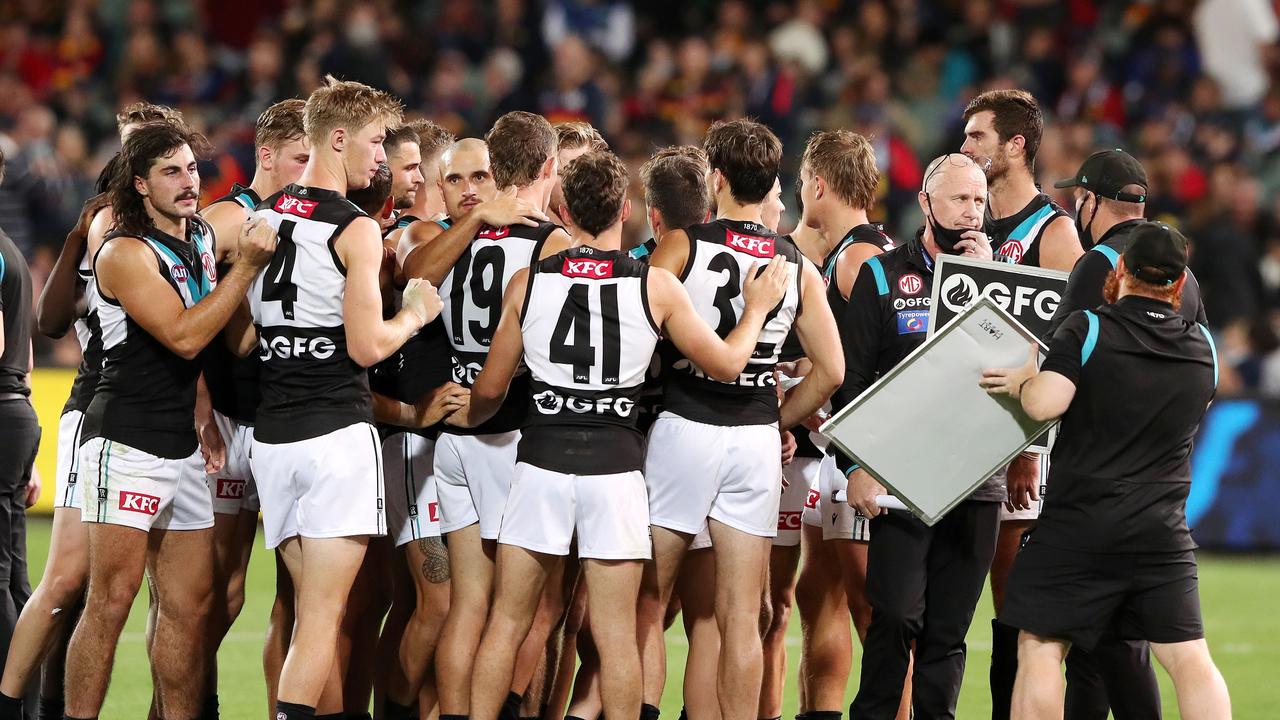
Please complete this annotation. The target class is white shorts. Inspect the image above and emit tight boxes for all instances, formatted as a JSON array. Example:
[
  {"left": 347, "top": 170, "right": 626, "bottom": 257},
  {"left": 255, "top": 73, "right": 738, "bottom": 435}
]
[
  {"left": 210, "top": 412, "right": 260, "bottom": 515},
  {"left": 54, "top": 411, "right": 85, "bottom": 509},
  {"left": 776, "top": 456, "right": 822, "bottom": 546},
  {"left": 690, "top": 527, "right": 712, "bottom": 550},
  {"left": 819, "top": 455, "right": 870, "bottom": 543},
  {"left": 433, "top": 430, "right": 520, "bottom": 539},
  {"left": 384, "top": 432, "right": 441, "bottom": 546},
  {"left": 500, "top": 462, "right": 651, "bottom": 560},
  {"left": 251, "top": 422, "right": 385, "bottom": 549},
  {"left": 645, "top": 413, "right": 783, "bottom": 538},
  {"left": 79, "top": 438, "right": 213, "bottom": 532},
  {"left": 1000, "top": 454, "right": 1048, "bottom": 522}
]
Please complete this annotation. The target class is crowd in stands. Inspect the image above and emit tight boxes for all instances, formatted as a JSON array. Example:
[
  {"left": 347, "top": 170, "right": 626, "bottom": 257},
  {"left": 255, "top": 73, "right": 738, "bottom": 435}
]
[{"left": 3, "top": 0, "right": 1280, "bottom": 393}]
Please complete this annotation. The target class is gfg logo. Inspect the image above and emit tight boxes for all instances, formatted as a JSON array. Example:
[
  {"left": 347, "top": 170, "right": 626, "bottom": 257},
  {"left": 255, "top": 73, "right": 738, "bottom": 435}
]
[
  {"left": 892, "top": 296, "right": 931, "bottom": 310},
  {"left": 533, "top": 390, "right": 635, "bottom": 417},
  {"left": 119, "top": 491, "right": 160, "bottom": 515},
  {"left": 259, "top": 335, "right": 336, "bottom": 360},
  {"left": 451, "top": 360, "right": 484, "bottom": 385},
  {"left": 939, "top": 274, "right": 1059, "bottom": 320}
]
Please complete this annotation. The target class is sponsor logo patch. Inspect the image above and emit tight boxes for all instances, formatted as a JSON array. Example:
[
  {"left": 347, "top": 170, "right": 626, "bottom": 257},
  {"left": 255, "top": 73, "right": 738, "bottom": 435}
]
[
  {"left": 562, "top": 258, "right": 614, "bottom": 279},
  {"left": 898, "top": 273, "right": 924, "bottom": 296},
  {"left": 778, "top": 511, "right": 802, "bottom": 530},
  {"left": 805, "top": 488, "right": 820, "bottom": 510},
  {"left": 997, "top": 241, "right": 1024, "bottom": 263},
  {"left": 202, "top": 252, "right": 218, "bottom": 283},
  {"left": 119, "top": 491, "right": 161, "bottom": 516},
  {"left": 892, "top": 296, "right": 931, "bottom": 310},
  {"left": 274, "top": 194, "right": 318, "bottom": 218},
  {"left": 724, "top": 230, "right": 775, "bottom": 258},
  {"left": 896, "top": 310, "right": 929, "bottom": 334},
  {"left": 171, "top": 264, "right": 188, "bottom": 284},
  {"left": 428, "top": 501, "right": 440, "bottom": 522},
  {"left": 216, "top": 478, "right": 246, "bottom": 500},
  {"left": 477, "top": 225, "right": 511, "bottom": 240}
]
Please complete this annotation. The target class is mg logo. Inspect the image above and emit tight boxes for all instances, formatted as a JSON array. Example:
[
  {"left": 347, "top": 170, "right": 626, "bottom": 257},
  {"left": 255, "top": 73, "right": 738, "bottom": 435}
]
[
  {"left": 119, "top": 491, "right": 160, "bottom": 516},
  {"left": 898, "top": 273, "right": 923, "bottom": 296}
]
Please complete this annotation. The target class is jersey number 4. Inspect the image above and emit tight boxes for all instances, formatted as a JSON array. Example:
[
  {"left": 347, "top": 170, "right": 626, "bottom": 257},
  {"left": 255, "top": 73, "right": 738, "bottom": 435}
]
[
  {"left": 550, "top": 283, "right": 621, "bottom": 385},
  {"left": 262, "top": 219, "right": 298, "bottom": 320}
]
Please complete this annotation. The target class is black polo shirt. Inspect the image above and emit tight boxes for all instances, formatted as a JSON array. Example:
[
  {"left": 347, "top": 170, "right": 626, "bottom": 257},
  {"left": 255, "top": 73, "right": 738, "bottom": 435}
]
[
  {"left": 1035, "top": 295, "right": 1217, "bottom": 553},
  {"left": 0, "top": 227, "right": 32, "bottom": 396},
  {"left": 1047, "top": 219, "right": 1207, "bottom": 338}
]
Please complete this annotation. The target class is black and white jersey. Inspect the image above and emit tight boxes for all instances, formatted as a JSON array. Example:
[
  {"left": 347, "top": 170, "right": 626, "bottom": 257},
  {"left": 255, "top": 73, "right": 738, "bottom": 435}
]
[
  {"left": 662, "top": 218, "right": 803, "bottom": 426},
  {"left": 440, "top": 220, "right": 558, "bottom": 435},
  {"left": 251, "top": 185, "right": 373, "bottom": 444},
  {"left": 62, "top": 250, "right": 104, "bottom": 415},
  {"left": 518, "top": 246, "right": 659, "bottom": 474},
  {"left": 80, "top": 219, "right": 218, "bottom": 459},
  {"left": 202, "top": 184, "right": 262, "bottom": 424}
]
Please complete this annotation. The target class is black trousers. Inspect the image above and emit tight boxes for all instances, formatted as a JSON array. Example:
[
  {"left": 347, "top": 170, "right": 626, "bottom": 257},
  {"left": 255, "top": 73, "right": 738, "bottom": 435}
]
[
  {"left": 850, "top": 500, "right": 1000, "bottom": 720},
  {"left": 0, "top": 400, "right": 39, "bottom": 688}
]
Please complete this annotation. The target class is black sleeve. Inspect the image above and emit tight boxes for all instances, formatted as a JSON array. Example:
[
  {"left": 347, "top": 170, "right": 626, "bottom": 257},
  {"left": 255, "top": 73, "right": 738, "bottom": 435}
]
[
  {"left": 829, "top": 261, "right": 884, "bottom": 474},
  {"left": 1040, "top": 311, "right": 1088, "bottom": 386},
  {"left": 1188, "top": 271, "right": 1208, "bottom": 325},
  {"left": 1046, "top": 251, "right": 1109, "bottom": 340}
]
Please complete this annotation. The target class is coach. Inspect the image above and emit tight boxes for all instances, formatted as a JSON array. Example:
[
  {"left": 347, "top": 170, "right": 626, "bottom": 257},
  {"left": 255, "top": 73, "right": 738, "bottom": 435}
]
[
  {"left": 0, "top": 146, "right": 40, "bottom": 695},
  {"left": 981, "top": 223, "right": 1232, "bottom": 719}
]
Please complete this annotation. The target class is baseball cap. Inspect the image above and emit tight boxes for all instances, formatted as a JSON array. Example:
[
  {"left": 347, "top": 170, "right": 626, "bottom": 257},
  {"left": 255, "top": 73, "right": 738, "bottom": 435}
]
[
  {"left": 1123, "top": 221, "right": 1188, "bottom": 285},
  {"left": 1053, "top": 149, "right": 1148, "bottom": 202}
]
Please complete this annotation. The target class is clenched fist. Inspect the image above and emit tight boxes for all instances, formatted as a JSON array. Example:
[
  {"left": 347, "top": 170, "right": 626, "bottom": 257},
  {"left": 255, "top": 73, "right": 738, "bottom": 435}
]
[{"left": 402, "top": 277, "right": 443, "bottom": 326}]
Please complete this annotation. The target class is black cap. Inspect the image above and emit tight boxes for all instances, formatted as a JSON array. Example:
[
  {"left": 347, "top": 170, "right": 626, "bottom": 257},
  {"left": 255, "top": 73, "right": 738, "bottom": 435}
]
[
  {"left": 1053, "top": 149, "right": 1148, "bottom": 202},
  {"left": 1123, "top": 221, "right": 1188, "bottom": 285}
]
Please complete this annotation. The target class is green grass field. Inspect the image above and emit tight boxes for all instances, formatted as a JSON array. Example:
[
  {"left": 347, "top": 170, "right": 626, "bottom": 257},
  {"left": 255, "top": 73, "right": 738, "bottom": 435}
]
[{"left": 21, "top": 518, "right": 1278, "bottom": 719}]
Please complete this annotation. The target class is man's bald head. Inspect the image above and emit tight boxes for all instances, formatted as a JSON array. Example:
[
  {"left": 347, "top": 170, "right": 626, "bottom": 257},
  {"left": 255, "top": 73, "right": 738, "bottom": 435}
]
[
  {"left": 439, "top": 138, "right": 496, "bottom": 219},
  {"left": 918, "top": 153, "right": 987, "bottom": 240}
]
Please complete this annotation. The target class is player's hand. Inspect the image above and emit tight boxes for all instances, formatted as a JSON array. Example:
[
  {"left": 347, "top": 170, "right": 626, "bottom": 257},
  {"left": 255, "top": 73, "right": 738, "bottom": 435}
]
[
  {"left": 477, "top": 187, "right": 549, "bottom": 228},
  {"left": 802, "top": 409, "right": 829, "bottom": 433},
  {"left": 236, "top": 217, "right": 278, "bottom": 269},
  {"left": 23, "top": 470, "right": 41, "bottom": 508},
  {"left": 780, "top": 430, "right": 797, "bottom": 466},
  {"left": 847, "top": 467, "right": 887, "bottom": 517},
  {"left": 743, "top": 255, "right": 789, "bottom": 313},
  {"left": 955, "top": 229, "right": 993, "bottom": 261},
  {"left": 1005, "top": 452, "right": 1041, "bottom": 513},
  {"left": 402, "top": 278, "right": 443, "bottom": 326},
  {"left": 442, "top": 400, "right": 475, "bottom": 428},
  {"left": 416, "top": 382, "right": 470, "bottom": 427},
  {"left": 198, "top": 418, "right": 226, "bottom": 474},
  {"left": 72, "top": 193, "right": 109, "bottom": 243},
  {"left": 980, "top": 344, "right": 1039, "bottom": 398}
]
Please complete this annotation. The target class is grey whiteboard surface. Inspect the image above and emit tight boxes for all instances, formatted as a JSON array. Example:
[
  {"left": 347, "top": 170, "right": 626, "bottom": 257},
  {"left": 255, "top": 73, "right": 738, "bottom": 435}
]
[{"left": 819, "top": 296, "right": 1056, "bottom": 525}]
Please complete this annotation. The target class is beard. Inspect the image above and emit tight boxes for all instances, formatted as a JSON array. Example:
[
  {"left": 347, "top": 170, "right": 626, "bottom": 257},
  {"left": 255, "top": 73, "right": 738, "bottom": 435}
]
[{"left": 1103, "top": 269, "right": 1182, "bottom": 312}]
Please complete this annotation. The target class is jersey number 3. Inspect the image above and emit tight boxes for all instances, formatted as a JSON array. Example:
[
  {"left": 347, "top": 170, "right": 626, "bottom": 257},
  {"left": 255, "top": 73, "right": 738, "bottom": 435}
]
[{"left": 550, "top": 283, "right": 621, "bottom": 385}]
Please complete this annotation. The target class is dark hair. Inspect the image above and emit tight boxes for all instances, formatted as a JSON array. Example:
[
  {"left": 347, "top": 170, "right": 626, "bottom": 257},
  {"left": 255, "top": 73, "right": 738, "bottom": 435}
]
[
  {"left": 963, "top": 89, "right": 1044, "bottom": 168},
  {"left": 406, "top": 119, "right": 455, "bottom": 161},
  {"left": 486, "top": 111, "right": 556, "bottom": 188},
  {"left": 383, "top": 124, "right": 421, "bottom": 157},
  {"left": 562, "top": 152, "right": 628, "bottom": 236},
  {"left": 348, "top": 163, "right": 393, "bottom": 217},
  {"left": 703, "top": 119, "right": 782, "bottom": 204},
  {"left": 640, "top": 145, "right": 709, "bottom": 231},
  {"left": 109, "top": 121, "right": 210, "bottom": 238},
  {"left": 254, "top": 98, "right": 306, "bottom": 150}
]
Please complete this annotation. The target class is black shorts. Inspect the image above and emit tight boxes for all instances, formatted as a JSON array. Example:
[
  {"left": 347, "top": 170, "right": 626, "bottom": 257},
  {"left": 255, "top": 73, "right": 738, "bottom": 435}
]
[{"left": 1000, "top": 539, "right": 1203, "bottom": 651}]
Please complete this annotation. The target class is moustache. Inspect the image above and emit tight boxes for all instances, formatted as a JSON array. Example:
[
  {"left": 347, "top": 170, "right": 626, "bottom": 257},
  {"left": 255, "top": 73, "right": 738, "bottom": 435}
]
[{"left": 175, "top": 191, "right": 199, "bottom": 202}]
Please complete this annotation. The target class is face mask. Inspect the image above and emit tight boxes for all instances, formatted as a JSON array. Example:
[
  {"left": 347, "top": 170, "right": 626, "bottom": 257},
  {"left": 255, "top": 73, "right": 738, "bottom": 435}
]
[
  {"left": 1075, "top": 193, "right": 1097, "bottom": 247},
  {"left": 925, "top": 195, "right": 972, "bottom": 254}
]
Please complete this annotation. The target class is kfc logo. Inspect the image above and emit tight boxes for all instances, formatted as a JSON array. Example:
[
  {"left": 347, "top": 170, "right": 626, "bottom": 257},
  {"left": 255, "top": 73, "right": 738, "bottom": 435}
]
[
  {"left": 119, "top": 491, "right": 160, "bottom": 516},
  {"left": 898, "top": 273, "right": 923, "bottom": 296},
  {"left": 216, "top": 479, "right": 246, "bottom": 500},
  {"left": 562, "top": 258, "right": 614, "bottom": 279},
  {"left": 477, "top": 225, "right": 511, "bottom": 240},
  {"left": 805, "top": 488, "right": 820, "bottom": 510},
  {"left": 777, "top": 511, "right": 802, "bottom": 530},
  {"left": 725, "top": 231, "right": 775, "bottom": 258},
  {"left": 274, "top": 194, "right": 318, "bottom": 218},
  {"left": 428, "top": 502, "right": 440, "bottom": 522}
]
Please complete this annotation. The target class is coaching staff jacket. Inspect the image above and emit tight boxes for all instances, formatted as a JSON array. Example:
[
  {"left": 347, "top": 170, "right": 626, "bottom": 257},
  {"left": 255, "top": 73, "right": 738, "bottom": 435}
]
[{"left": 831, "top": 233, "right": 1004, "bottom": 502}]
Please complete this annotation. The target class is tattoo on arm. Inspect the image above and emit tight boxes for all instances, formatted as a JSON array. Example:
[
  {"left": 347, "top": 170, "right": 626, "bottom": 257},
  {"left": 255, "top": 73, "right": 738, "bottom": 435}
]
[{"left": 418, "top": 536, "right": 450, "bottom": 583}]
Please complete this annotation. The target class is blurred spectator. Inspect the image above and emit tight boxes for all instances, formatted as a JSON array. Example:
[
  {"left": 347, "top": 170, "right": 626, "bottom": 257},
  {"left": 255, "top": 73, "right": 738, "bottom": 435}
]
[
  {"left": 541, "top": 0, "right": 634, "bottom": 63},
  {"left": 1193, "top": 0, "right": 1279, "bottom": 113}
]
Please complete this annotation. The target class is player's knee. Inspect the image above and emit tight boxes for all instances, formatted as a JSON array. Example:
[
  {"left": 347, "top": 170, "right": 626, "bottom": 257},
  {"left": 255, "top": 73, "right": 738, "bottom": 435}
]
[
  {"left": 767, "top": 597, "right": 793, "bottom": 637},
  {"left": 88, "top": 580, "right": 138, "bottom": 624},
  {"left": 42, "top": 570, "right": 87, "bottom": 608}
]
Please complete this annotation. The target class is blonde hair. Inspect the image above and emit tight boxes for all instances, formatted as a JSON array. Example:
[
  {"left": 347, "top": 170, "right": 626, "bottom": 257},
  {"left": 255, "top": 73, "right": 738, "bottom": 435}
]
[
  {"left": 303, "top": 75, "right": 403, "bottom": 145},
  {"left": 555, "top": 121, "right": 608, "bottom": 152},
  {"left": 801, "top": 130, "right": 879, "bottom": 211}
]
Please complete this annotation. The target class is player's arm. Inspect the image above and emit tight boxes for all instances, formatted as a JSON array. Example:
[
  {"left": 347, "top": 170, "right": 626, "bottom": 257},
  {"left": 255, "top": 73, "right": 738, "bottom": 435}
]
[
  {"left": 447, "top": 271, "right": 528, "bottom": 428},
  {"left": 194, "top": 375, "right": 225, "bottom": 473},
  {"left": 831, "top": 242, "right": 882, "bottom": 302},
  {"left": 373, "top": 383, "right": 470, "bottom": 429},
  {"left": 337, "top": 216, "right": 442, "bottom": 367},
  {"left": 401, "top": 188, "right": 549, "bottom": 284},
  {"left": 831, "top": 260, "right": 886, "bottom": 478},
  {"left": 36, "top": 196, "right": 107, "bottom": 338},
  {"left": 395, "top": 218, "right": 445, "bottom": 277},
  {"left": 201, "top": 201, "right": 247, "bottom": 265},
  {"left": 97, "top": 220, "right": 276, "bottom": 361},
  {"left": 223, "top": 299, "right": 257, "bottom": 357},
  {"left": 649, "top": 257, "right": 789, "bottom": 382},
  {"left": 647, "top": 228, "right": 691, "bottom": 277},
  {"left": 1045, "top": 251, "right": 1107, "bottom": 339},
  {"left": 536, "top": 227, "right": 574, "bottom": 260},
  {"left": 779, "top": 259, "right": 843, "bottom": 429},
  {"left": 1037, "top": 215, "right": 1084, "bottom": 273}
]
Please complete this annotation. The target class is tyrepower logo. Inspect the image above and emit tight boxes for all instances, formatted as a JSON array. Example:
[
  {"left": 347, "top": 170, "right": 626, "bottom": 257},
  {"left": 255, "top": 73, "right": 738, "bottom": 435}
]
[
  {"left": 477, "top": 225, "right": 511, "bottom": 240},
  {"left": 216, "top": 479, "right": 246, "bottom": 500},
  {"left": 725, "top": 230, "right": 775, "bottom": 258},
  {"left": 778, "top": 511, "right": 802, "bottom": 530},
  {"left": 562, "top": 258, "right": 614, "bottom": 278},
  {"left": 119, "top": 491, "right": 160, "bottom": 516},
  {"left": 274, "top": 194, "right": 318, "bottom": 218}
]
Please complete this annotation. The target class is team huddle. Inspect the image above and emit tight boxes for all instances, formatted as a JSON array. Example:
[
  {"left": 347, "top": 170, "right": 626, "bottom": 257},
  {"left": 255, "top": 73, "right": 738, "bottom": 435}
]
[{"left": 0, "top": 75, "right": 1232, "bottom": 720}]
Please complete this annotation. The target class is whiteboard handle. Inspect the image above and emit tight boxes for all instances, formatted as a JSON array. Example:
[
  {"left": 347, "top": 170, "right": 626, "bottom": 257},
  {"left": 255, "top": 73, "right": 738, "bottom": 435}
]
[{"left": 832, "top": 490, "right": 909, "bottom": 513}]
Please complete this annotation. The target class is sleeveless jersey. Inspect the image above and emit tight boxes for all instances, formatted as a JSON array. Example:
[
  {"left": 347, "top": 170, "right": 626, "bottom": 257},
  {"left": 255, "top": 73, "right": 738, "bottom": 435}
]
[
  {"left": 62, "top": 249, "right": 105, "bottom": 414},
  {"left": 987, "top": 192, "right": 1068, "bottom": 267},
  {"left": 392, "top": 214, "right": 421, "bottom": 233},
  {"left": 519, "top": 246, "right": 659, "bottom": 474},
  {"left": 662, "top": 219, "right": 803, "bottom": 426},
  {"left": 201, "top": 184, "right": 262, "bottom": 423},
  {"left": 251, "top": 184, "right": 373, "bottom": 444},
  {"left": 627, "top": 237, "right": 664, "bottom": 432},
  {"left": 439, "top": 220, "right": 558, "bottom": 435},
  {"left": 81, "top": 220, "right": 218, "bottom": 459}
]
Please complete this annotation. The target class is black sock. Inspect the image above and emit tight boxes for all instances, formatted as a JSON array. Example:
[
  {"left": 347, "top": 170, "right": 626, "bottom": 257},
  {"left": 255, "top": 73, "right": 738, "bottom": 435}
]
[
  {"left": 342, "top": 715, "right": 371, "bottom": 720},
  {"left": 385, "top": 699, "right": 415, "bottom": 720},
  {"left": 37, "top": 697, "right": 64, "bottom": 720},
  {"left": 759, "top": 716, "right": 782, "bottom": 720},
  {"left": 0, "top": 694, "right": 20, "bottom": 720},
  {"left": 440, "top": 716, "right": 469, "bottom": 720},
  {"left": 499, "top": 693, "right": 522, "bottom": 720},
  {"left": 313, "top": 714, "right": 345, "bottom": 720},
  {"left": 565, "top": 716, "right": 589, "bottom": 720},
  {"left": 640, "top": 704, "right": 660, "bottom": 720},
  {"left": 990, "top": 618, "right": 1020, "bottom": 720},
  {"left": 62, "top": 715, "right": 96, "bottom": 720},
  {"left": 793, "top": 715, "right": 807, "bottom": 720},
  {"left": 200, "top": 693, "right": 218, "bottom": 720},
  {"left": 274, "top": 701, "right": 316, "bottom": 720},
  {"left": 805, "top": 712, "right": 842, "bottom": 720},
  {"left": 678, "top": 709, "right": 688, "bottom": 720}
]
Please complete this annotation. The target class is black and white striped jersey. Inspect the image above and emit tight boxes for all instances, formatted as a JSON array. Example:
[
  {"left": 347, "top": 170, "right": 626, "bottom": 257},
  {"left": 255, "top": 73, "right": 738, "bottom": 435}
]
[
  {"left": 439, "top": 220, "right": 558, "bottom": 435},
  {"left": 62, "top": 250, "right": 104, "bottom": 415},
  {"left": 518, "top": 246, "right": 659, "bottom": 474},
  {"left": 80, "top": 219, "right": 218, "bottom": 459},
  {"left": 662, "top": 218, "right": 803, "bottom": 426},
  {"left": 251, "top": 184, "right": 373, "bottom": 443}
]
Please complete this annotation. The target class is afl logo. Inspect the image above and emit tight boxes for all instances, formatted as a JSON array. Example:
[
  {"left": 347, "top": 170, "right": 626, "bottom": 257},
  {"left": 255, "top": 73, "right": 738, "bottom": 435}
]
[
  {"left": 171, "top": 264, "right": 189, "bottom": 283},
  {"left": 898, "top": 273, "right": 923, "bottom": 296}
]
